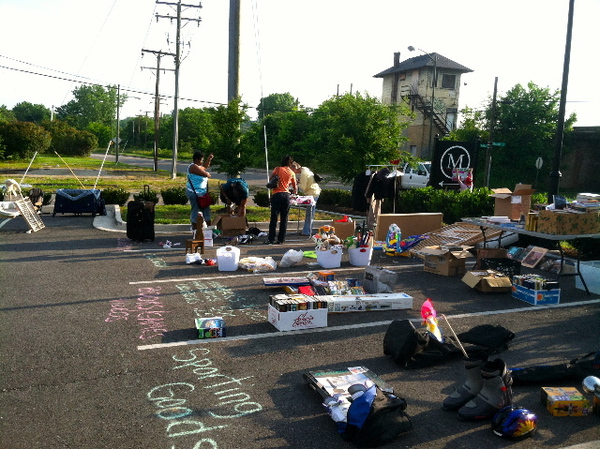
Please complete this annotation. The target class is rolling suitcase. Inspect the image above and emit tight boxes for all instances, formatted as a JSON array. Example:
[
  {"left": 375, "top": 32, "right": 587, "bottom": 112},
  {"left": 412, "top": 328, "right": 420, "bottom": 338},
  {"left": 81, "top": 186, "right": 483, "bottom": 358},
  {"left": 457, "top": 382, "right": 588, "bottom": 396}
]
[{"left": 126, "top": 200, "right": 155, "bottom": 241}]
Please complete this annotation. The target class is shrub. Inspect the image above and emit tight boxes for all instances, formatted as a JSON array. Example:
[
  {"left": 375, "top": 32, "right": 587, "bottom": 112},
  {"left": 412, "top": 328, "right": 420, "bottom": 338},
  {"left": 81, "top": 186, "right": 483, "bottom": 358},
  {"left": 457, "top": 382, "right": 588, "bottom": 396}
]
[
  {"left": 102, "top": 187, "right": 131, "bottom": 206},
  {"left": 133, "top": 187, "right": 159, "bottom": 204},
  {"left": 319, "top": 189, "right": 352, "bottom": 207},
  {"left": 0, "top": 121, "right": 52, "bottom": 159},
  {"left": 161, "top": 186, "right": 188, "bottom": 205},
  {"left": 253, "top": 190, "right": 270, "bottom": 207}
]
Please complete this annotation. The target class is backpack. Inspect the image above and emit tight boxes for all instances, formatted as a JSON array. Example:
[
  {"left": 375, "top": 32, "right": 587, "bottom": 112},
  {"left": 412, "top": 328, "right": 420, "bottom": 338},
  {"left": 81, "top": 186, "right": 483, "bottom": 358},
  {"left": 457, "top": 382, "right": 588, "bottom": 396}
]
[
  {"left": 313, "top": 173, "right": 323, "bottom": 183},
  {"left": 345, "top": 388, "right": 413, "bottom": 447},
  {"left": 383, "top": 320, "right": 514, "bottom": 369}
]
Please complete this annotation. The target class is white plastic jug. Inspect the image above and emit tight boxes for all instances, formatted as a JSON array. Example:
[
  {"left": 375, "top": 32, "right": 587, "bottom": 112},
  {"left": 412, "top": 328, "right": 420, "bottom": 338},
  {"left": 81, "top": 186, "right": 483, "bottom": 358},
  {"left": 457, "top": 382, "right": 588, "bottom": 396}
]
[{"left": 217, "top": 245, "right": 240, "bottom": 271}]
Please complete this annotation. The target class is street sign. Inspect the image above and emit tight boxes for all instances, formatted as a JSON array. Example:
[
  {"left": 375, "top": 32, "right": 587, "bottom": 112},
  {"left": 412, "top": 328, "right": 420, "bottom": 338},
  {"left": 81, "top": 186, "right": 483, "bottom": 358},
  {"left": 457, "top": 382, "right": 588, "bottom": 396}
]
[
  {"left": 536, "top": 157, "right": 543, "bottom": 169},
  {"left": 480, "top": 142, "right": 506, "bottom": 148}
]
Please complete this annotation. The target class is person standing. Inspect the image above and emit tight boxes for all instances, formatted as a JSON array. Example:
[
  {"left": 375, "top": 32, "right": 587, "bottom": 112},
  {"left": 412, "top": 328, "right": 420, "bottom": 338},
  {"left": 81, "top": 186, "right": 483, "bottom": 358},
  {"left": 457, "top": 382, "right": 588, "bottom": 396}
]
[
  {"left": 265, "top": 155, "right": 297, "bottom": 244},
  {"left": 292, "top": 162, "right": 321, "bottom": 236},
  {"left": 186, "top": 151, "right": 213, "bottom": 231}
]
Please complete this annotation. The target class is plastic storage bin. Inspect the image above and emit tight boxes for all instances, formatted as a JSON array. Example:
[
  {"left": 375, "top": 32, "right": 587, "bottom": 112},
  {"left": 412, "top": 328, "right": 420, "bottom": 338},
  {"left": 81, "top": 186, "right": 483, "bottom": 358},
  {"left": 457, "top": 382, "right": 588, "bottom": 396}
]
[
  {"left": 349, "top": 247, "right": 373, "bottom": 267},
  {"left": 316, "top": 248, "right": 343, "bottom": 268},
  {"left": 217, "top": 245, "right": 240, "bottom": 271}
]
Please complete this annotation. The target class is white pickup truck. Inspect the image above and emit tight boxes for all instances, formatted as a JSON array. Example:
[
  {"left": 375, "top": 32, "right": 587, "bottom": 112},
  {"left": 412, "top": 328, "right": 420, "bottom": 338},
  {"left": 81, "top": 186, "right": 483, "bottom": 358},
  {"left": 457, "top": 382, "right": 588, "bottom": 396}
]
[{"left": 400, "top": 162, "right": 431, "bottom": 189}]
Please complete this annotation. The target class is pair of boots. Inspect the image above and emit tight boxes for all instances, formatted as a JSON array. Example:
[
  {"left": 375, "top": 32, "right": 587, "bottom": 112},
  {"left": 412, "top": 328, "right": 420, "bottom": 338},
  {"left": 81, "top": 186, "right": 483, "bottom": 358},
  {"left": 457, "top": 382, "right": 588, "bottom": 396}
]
[{"left": 443, "top": 355, "right": 513, "bottom": 421}]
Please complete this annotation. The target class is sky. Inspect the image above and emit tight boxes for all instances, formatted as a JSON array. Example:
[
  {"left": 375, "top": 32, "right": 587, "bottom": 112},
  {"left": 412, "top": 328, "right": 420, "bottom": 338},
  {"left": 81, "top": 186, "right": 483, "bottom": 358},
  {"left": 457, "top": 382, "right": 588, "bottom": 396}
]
[{"left": 1, "top": 0, "right": 598, "bottom": 127}]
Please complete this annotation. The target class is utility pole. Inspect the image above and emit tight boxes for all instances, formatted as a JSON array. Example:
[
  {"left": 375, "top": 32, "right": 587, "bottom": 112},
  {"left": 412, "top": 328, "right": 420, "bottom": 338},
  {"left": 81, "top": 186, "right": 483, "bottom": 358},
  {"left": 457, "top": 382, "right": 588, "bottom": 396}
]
[
  {"left": 228, "top": 0, "right": 240, "bottom": 102},
  {"left": 484, "top": 77, "right": 498, "bottom": 188},
  {"left": 141, "top": 50, "right": 175, "bottom": 171},
  {"left": 155, "top": 0, "right": 202, "bottom": 179},
  {"left": 116, "top": 84, "right": 120, "bottom": 164}
]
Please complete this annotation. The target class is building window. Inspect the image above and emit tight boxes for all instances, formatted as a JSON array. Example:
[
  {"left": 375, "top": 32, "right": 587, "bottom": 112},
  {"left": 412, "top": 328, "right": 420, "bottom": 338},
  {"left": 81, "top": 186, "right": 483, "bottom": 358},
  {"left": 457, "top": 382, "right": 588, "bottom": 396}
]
[{"left": 441, "top": 74, "right": 456, "bottom": 89}]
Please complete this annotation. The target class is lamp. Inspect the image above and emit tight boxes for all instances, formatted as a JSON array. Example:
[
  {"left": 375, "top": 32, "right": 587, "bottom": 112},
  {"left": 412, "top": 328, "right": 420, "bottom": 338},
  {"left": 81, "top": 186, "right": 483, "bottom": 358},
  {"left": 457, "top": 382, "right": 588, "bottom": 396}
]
[{"left": 408, "top": 46, "right": 437, "bottom": 158}]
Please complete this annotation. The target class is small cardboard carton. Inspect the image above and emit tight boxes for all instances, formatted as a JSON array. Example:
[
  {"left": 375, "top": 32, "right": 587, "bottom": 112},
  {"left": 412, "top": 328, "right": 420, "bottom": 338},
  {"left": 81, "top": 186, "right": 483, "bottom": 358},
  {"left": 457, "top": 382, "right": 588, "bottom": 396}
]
[
  {"left": 420, "top": 245, "right": 473, "bottom": 277},
  {"left": 267, "top": 303, "right": 327, "bottom": 331},
  {"left": 212, "top": 215, "right": 248, "bottom": 237},
  {"left": 490, "top": 184, "right": 535, "bottom": 220},
  {"left": 541, "top": 387, "right": 591, "bottom": 416},
  {"left": 331, "top": 220, "right": 355, "bottom": 240},
  {"left": 195, "top": 317, "right": 226, "bottom": 338},
  {"left": 536, "top": 209, "right": 600, "bottom": 235},
  {"left": 462, "top": 270, "right": 512, "bottom": 292},
  {"left": 512, "top": 284, "right": 560, "bottom": 305}
]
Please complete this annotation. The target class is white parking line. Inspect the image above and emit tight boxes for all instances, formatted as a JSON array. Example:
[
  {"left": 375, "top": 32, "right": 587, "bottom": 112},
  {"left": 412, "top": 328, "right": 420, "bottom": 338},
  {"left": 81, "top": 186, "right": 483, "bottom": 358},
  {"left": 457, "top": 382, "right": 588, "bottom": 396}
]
[{"left": 137, "top": 298, "right": 600, "bottom": 351}]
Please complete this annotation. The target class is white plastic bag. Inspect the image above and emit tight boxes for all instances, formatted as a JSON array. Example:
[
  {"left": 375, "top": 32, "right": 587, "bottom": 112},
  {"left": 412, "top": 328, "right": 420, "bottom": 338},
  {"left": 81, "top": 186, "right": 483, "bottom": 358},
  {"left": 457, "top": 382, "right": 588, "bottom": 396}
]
[
  {"left": 238, "top": 256, "right": 277, "bottom": 273},
  {"left": 279, "top": 249, "right": 304, "bottom": 268}
]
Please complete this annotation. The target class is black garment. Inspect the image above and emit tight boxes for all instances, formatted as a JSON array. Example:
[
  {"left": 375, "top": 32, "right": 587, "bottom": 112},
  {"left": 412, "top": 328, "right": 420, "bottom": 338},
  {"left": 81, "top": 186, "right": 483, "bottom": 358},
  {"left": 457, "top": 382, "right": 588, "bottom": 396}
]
[
  {"left": 352, "top": 172, "right": 372, "bottom": 212},
  {"left": 366, "top": 168, "right": 397, "bottom": 200},
  {"left": 268, "top": 192, "right": 291, "bottom": 243}
]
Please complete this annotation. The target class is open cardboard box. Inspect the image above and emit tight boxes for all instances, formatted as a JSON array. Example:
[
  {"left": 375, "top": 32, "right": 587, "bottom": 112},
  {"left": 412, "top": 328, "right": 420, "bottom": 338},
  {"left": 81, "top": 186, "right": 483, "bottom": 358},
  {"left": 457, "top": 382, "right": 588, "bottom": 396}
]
[
  {"left": 212, "top": 215, "right": 248, "bottom": 237},
  {"left": 462, "top": 270, "right": 512, "bottom": 292},
  {"left": 420, "top": 245, "right": 473, "bottom": 277},
  {"left": 490, "top": 184, "right": 535, "bottom": 220}
]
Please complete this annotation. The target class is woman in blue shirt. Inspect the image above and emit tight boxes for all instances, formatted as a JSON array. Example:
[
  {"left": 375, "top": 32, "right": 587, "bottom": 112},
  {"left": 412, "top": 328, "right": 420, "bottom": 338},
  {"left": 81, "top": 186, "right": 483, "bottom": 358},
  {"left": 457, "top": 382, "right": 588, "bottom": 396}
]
[{"left": 186, "top": 151, "right": 213, "bottom": 230}]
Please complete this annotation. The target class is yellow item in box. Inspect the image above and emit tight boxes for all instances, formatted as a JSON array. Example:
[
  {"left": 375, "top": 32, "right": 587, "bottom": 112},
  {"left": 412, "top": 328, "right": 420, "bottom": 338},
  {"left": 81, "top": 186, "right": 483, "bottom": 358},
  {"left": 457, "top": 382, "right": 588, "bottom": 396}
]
[
  {"left": 536, "top": 210, "right": 600, "bottom": 235},
  {"left": 540, "top": 387, "right": 591, "bottom": 416}
]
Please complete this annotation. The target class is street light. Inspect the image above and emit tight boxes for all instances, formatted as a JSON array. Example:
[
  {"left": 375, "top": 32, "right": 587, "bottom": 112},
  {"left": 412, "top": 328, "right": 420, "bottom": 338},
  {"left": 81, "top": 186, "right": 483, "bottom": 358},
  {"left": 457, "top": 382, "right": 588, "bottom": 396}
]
[{"left": 408, "top": 46, "right": 437, "bottom": 158}]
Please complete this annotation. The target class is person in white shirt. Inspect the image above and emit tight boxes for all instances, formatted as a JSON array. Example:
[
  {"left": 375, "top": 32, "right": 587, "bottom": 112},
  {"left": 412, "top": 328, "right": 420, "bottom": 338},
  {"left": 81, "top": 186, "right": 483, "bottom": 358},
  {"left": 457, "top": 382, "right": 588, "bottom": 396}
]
[{"left": 292, "top": 162, "right": 322, "bottom": 236}]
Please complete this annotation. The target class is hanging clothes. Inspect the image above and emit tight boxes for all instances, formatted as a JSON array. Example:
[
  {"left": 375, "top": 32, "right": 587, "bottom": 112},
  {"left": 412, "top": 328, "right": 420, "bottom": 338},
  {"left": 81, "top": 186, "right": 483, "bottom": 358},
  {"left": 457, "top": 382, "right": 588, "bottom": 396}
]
[{"left": 352, "top": 171, "right": 372, "bottom": 212}]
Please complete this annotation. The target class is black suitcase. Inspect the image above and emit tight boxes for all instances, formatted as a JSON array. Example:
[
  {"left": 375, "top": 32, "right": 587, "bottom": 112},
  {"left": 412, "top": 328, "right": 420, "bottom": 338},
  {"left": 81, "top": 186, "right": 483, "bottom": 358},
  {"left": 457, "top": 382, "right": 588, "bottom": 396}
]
[{"left": 126, "top": 200, "right": 155, "bottom": 241}]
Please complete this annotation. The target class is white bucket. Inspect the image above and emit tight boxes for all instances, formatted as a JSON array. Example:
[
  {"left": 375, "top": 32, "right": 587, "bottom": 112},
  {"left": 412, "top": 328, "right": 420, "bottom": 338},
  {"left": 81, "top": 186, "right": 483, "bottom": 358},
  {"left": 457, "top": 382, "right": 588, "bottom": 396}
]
[
  {"left": 316, "top": 248, "right": 343, "bottom": 268},
  {"left": 217, "top": 245, "right": 240, "bottom": 271},
  {"left": 349, "top": 247, "right": 373, "bottom": 267}
]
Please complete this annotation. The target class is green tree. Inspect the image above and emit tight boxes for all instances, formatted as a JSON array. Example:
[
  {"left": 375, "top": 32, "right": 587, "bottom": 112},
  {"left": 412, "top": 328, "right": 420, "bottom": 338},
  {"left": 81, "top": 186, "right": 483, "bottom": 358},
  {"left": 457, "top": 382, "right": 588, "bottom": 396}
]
[
  {"left": 309, "top": 92, "right": 413, "bottom": 182},
  {"left": 0, "top": 105, "right": 16, "bottom": 123},
  {"left": 56, "top": 84, "right": 125, "bottom": 130},
  {"left": 241, "top": 109, "right": 313, "bottom": 169},
  {"left": 86, "top": 122, "right": 113, "bottom": 148},
  {"left": 257, "top": 92, "right": 299, "bottom": 120},
  {"left": 42, "top": 120, "right": 98, "bottom": 157},
  {"left": 12, "top": 102, "right": 51, "bottom": 124},
  {"left": 0, "top": 121, "right": 52, "bottom": 159},
  {"left": 450, "top": 82, "right": 576, "bottom": 190},
  {"left": 209, "top": 98, "right": 249, "bottom": 177}
]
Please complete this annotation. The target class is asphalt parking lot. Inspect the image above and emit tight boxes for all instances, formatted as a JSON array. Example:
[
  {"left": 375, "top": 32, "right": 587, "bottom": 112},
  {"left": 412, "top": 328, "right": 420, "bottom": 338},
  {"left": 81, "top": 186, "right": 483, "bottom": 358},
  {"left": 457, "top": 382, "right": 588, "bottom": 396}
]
[{"left": 1, "top": 212, "right": 599, "bottom": 449}]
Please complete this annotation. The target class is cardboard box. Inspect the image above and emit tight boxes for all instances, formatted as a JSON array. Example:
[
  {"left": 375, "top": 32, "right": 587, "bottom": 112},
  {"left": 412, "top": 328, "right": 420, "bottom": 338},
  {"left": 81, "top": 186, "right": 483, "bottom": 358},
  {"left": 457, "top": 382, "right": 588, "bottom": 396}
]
[
  {"left": 331, "top": 220, "right": 355, "bottom": 240},
  {"left": 267, "top": 303, "right": 327, "bottom": 331},
  {"left": 212, "top": 215, "right": 248, "bottom": 237},
  {"left": 420, "top": 245, "right": 473, "bottom": 277},
  {"left": 321, "top": 292, "right": 413, "bottom": 313},
  {"left": 462, "top": 270, "right": 512, "bottom": 292},
  {"left": 541, "top": 387, "right": 591, "bottom": 416},
  {"left": 536, "top": 210, "right": 600, "bottom": 235},
  {"left": 490, "top": 184, "right": 535, "bottom": 220},
  {"left": 512, "top": 284, "right": 560, "bottom": 305},
  {"left": 195, "top": 317, "right": 227, "bottom": 338},
  {"left": 375, "top": 213, "right": 444, "bottom": 241}
]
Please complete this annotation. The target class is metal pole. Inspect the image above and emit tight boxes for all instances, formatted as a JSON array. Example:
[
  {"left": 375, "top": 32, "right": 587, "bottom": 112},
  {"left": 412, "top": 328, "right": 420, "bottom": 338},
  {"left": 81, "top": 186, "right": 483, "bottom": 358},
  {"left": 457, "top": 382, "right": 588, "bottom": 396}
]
[
  {"left": 548, "top": 0, "right": 574, "bottom": 203},
  {"left": 228, "top": 0, "right": 240, "bottom": 102},
  {"left": 116, "top": 84, "right": 120, "bottom": 164}
]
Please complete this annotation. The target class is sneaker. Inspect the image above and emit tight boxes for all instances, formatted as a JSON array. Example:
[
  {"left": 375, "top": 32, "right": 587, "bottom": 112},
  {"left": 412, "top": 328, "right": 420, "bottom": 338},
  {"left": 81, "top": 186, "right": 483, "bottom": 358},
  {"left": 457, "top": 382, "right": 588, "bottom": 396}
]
[
  {"left": 264, "top": 240, "right": 274, "bottom": 245},
  {"left": 275, "top": 240, "right": 283, "bottom": 244}
]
